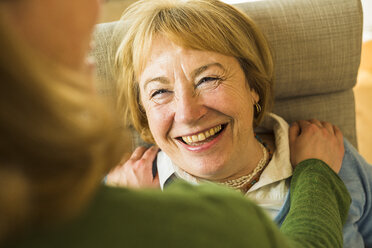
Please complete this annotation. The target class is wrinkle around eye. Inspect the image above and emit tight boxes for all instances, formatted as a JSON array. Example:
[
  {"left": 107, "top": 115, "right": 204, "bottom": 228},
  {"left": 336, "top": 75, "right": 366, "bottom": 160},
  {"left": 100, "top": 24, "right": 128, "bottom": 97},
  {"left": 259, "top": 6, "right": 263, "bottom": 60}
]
[
  {"left": 150, "top": 89, "right": 174, "bottom": 104},
  {"left": 151, "top": 89, "right": 169, "bottom": 98},
  {"left": 196, "top": 77, "right": 223, "bottom": 91}
]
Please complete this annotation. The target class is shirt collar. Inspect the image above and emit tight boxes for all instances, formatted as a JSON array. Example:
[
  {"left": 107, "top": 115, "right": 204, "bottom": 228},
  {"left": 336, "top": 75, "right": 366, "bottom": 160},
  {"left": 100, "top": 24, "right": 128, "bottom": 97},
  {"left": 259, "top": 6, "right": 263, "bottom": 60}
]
[
  {"left": 248, "top": 113, "right": 292, "bottom": 192},
  {"left": 157, "top": 151, "right": 176, "bottom": 190}
]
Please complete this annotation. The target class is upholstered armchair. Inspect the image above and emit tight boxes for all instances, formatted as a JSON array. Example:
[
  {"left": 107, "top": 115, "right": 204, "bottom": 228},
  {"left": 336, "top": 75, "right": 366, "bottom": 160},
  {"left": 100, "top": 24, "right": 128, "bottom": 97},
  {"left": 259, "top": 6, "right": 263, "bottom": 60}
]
[{"left": 92, "top": 0, "right": 362, "bottom": 148}]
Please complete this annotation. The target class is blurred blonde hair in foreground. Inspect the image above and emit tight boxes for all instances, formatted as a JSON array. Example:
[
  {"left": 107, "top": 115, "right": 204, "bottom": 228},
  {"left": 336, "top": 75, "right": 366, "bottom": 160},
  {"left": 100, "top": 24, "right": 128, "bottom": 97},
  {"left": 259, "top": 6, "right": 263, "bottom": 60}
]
[{"left": 0, "top": 8, "right": 128, "bottom": 242}]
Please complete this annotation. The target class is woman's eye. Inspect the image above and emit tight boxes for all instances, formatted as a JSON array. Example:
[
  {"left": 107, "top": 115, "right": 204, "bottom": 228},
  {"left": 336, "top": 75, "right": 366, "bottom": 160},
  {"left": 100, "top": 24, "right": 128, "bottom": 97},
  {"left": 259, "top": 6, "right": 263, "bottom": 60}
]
[
  {"left": 151, "top": 89, "right": 169, "bottom": 98},
  {"left": 149, "top": 89, "right": 173, "bottom": 104},
  {"left": 197, "top": 77, "right": 221, "bottom": 87}
]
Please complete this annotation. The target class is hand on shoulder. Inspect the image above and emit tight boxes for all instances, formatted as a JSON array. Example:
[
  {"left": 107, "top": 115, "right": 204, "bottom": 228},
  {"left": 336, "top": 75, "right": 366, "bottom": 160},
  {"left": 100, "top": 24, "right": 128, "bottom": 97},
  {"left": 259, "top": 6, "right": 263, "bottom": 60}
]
[
  {"left": 106, "top": 146, "right": 160, "bottom": 188},
  {"left": 289, "top": 119, "right": 344, "bottom": 173}
]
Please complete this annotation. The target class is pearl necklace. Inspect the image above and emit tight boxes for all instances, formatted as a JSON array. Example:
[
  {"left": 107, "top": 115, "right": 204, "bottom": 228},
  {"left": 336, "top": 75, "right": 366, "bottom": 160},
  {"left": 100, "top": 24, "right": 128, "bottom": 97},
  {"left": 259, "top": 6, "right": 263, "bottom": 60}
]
[
  {"left": 172, "top": 139, "right": 271, "bottom": 190},
  {"left": 218, "top": 142, "right": 269, "bottom": 190}
]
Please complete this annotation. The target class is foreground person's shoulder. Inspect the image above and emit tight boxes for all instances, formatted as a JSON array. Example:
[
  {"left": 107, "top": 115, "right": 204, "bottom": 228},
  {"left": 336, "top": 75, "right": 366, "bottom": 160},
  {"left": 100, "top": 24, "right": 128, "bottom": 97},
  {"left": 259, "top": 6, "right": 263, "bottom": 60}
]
[
  {"left": 93, "top": 182, "right": 292, "bottom": 248},
  {"left": 7, "top": 182, "right": 292, "bottom": 248}
]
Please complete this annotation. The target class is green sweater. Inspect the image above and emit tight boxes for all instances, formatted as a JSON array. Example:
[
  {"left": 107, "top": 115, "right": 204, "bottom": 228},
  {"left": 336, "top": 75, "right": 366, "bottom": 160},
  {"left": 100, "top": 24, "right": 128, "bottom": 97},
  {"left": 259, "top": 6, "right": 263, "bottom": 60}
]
[{"left": 6, "top": 159, "right": 350, "bottom": 248}]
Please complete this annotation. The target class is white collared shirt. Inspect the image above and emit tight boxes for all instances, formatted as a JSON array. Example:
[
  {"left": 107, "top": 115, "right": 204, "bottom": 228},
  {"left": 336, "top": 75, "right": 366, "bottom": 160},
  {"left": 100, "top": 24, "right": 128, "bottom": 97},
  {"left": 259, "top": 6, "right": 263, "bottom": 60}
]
[{"left": 157, "top": 113, "right": 292, "bottom": 218}]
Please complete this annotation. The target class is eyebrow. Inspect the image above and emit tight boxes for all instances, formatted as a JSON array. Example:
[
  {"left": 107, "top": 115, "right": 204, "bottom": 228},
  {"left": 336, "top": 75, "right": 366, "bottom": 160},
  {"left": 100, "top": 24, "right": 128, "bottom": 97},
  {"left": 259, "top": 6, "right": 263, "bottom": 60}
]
[
  {"left": 143, "top": 77, "right": 169, "bottom": 92},
  {"left": 191, "top": 62, "right": 225, "bottom": 79},
  {"left": 142, "top": 62, "right": 225, "bottom": 91}
]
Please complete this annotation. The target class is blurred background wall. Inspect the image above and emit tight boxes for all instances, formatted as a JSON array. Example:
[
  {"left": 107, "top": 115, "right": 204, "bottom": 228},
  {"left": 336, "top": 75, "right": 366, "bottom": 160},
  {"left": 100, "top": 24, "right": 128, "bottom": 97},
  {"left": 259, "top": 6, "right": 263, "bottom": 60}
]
[
  {"left": 99, "top": 0, "right": 136, "bottom": 23},
  {"left": 362, "top": 0, "right": 372, "bottom": 42},
  {"left": 355, "top": 0, "right": 372, "bottom": 163}
]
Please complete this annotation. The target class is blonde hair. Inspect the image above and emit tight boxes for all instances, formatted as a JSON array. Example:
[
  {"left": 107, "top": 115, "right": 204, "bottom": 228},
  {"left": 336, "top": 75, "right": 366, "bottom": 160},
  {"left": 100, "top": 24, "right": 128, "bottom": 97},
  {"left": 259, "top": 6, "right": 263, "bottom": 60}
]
[
  {"left": 115, "top": 0, "right": 274, "bottom": 144},
  {"left": 0, "top": 9, "right": 127, "bottom": 241}
]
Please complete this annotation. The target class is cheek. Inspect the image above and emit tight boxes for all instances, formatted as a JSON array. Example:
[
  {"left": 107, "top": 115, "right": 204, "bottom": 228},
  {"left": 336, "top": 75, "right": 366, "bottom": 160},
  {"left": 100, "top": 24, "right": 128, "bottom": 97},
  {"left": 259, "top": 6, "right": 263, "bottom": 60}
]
[
  {"left": 210, "top": 84, "right": 253, "bottom": 116},
  {"left": 145, "top": 105, "right": 173, "bottom": 141}
]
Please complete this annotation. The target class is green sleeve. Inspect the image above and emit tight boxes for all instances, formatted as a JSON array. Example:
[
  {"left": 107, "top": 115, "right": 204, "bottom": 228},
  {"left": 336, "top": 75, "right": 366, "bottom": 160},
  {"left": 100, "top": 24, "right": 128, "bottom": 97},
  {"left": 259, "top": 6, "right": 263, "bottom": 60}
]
[{"left": 281, "top": 159, "right": 351, "bottom": 248}]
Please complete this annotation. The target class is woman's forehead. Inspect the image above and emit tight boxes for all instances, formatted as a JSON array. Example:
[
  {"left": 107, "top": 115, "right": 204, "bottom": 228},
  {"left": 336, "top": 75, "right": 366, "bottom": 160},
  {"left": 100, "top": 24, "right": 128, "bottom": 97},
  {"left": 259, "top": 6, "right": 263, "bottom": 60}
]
[
  {"left": 144, "top": 46, "right": 233, "bottom": 70},
  {"left": 138, "top": 49, "right": 242, "bottom": 89},
  {"left": 144, "top": 35, "right": 234, "bottom": 65}
]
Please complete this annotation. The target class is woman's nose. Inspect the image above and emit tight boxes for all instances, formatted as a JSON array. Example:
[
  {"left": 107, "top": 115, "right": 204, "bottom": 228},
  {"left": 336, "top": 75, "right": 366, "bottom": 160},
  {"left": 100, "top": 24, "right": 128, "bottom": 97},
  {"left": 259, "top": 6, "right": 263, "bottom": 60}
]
[{"left": 174, "top": 90, "right": 207, "bottom": 124}]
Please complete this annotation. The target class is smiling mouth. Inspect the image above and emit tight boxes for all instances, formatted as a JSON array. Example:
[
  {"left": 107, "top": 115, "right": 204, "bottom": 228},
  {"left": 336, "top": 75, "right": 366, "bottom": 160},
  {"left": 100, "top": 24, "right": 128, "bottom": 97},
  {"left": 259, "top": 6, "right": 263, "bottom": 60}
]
[{"left": 177, "top": 124, "right": 227, "bottom": 146}]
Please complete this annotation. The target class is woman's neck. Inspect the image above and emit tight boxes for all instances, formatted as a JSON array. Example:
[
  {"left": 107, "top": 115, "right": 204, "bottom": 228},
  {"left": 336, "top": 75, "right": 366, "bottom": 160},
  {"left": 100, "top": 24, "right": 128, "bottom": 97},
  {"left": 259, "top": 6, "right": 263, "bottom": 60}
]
[
  {"left": 214, "top": 132, "right": 275, "bottom": 190},
  {"left": 218, "top": 137, "right": 264, "bottom": 182}
]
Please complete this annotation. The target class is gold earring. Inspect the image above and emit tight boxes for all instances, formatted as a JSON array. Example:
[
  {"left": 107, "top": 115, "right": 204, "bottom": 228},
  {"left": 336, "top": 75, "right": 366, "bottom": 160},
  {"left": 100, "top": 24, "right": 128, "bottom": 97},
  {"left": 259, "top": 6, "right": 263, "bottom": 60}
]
[{"left": 254, "top": 102, "right": 261, "bottom": 113}]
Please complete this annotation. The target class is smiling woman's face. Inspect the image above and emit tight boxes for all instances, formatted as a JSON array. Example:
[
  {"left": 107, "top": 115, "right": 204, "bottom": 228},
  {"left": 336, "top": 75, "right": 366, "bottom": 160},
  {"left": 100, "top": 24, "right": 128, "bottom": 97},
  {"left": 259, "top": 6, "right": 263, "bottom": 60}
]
[{"left": 139, "top": 35, "right": 260, "bottom": 180}]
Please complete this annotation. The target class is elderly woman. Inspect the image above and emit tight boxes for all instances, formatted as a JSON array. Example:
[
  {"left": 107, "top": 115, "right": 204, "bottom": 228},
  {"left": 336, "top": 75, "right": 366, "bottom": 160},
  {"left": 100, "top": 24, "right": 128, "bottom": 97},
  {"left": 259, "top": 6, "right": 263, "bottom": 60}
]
[
  {"left": 112, "top": 0, "right": 372, "bottom": 247},
  {"left": 0, "top": 0, "right": 353, "bottom": 247}
]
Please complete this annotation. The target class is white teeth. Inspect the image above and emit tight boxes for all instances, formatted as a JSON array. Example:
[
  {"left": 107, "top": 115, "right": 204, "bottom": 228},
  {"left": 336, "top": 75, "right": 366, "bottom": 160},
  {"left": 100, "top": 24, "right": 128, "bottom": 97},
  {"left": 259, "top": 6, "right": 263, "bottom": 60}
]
[
  {"left": 198, "top": 133, "right": 206, "bottom": 140},
  {"left": 210, "top": 128, "right": 215, "bottom": 136},
  {"left": 205, "top": 130, "right": 211, "bottom": 138},
  {"left": 181, "top": 125, "right": 223, "bottom": 144}
]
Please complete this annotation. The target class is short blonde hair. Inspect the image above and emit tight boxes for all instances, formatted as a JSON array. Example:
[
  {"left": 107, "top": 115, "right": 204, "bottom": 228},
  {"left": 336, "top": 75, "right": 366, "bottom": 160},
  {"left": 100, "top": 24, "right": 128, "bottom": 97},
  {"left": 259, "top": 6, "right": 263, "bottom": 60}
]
[{"left": 115, "top": 0, "right": 274, "bottom": 143}]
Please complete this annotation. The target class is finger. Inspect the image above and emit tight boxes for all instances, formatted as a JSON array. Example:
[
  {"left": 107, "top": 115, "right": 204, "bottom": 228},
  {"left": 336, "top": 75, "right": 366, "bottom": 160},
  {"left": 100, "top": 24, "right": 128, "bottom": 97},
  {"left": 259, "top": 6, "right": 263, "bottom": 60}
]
[
  {"left": 297, "top": 120, "right": 310, "bottom": 129},
  {"left": 308, "top": 119, "right": 323, "bottom": 128},
  {"left": 130, "top": 146, "right": 148, "bottom": 160},
  {"left": 333, "top": 125, "right": 344, "bottom": 144},
  {"left": 321, "top": 121, "right": 334, "bottom": 134},
  {"left": 142, "top": 146, "right": 160, "bottom": 161},
  {"left": 289, "top": 122, "right": 300, "bottom": 144}
]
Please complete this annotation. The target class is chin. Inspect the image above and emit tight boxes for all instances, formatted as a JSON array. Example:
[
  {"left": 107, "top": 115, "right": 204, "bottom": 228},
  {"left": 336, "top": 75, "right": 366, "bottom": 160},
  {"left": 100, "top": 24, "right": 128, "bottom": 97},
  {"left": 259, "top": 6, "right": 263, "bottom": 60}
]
[{"left": 179, "top": 158, "right": 228, "bottom": 180}]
